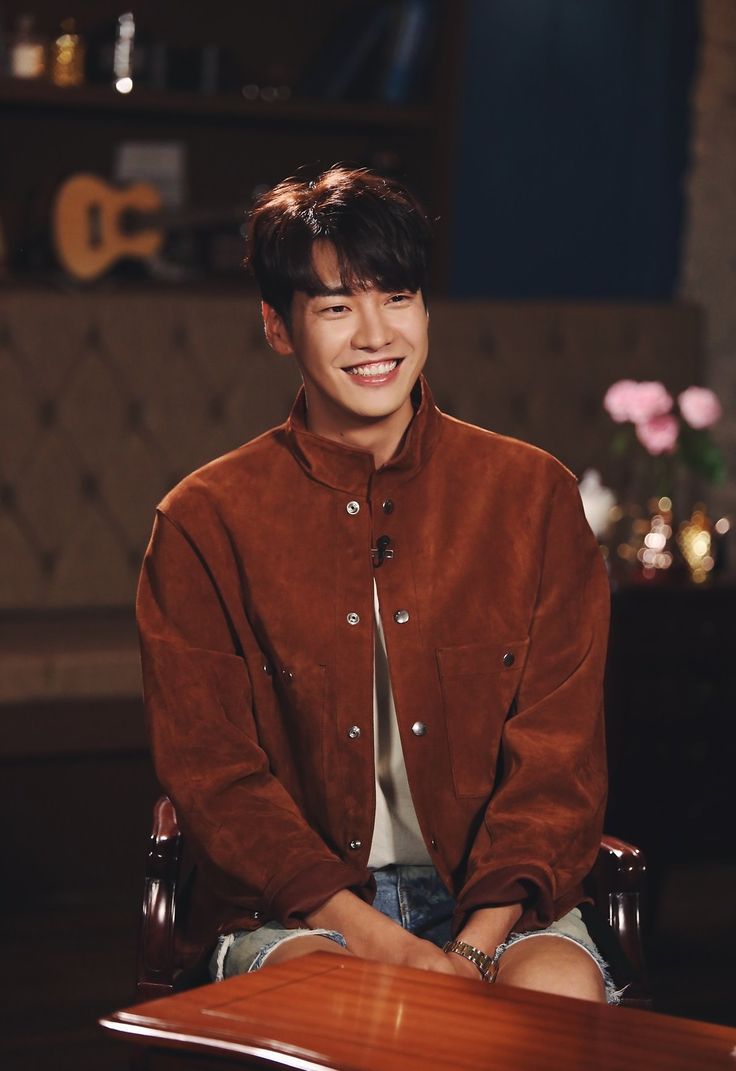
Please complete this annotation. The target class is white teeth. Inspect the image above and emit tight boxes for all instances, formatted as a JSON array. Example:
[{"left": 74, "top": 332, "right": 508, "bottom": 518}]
[{"left": 346, "top": 360, "right": 398, "bottom": 377}]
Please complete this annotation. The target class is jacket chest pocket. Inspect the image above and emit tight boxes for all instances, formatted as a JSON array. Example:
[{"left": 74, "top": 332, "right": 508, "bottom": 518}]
[{"left": 436, "top": 639, "right": 529, "bottom": 798}]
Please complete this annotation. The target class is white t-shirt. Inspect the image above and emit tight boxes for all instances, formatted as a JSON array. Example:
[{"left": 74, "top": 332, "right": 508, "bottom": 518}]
[{"left": 368, "top": 581, "right": 432, "bottom": 869}]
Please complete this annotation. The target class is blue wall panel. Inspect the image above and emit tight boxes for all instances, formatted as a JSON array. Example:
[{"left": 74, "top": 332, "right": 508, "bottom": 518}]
[{"left": 450, "top": 0, "right": 698, "bottom": 298}]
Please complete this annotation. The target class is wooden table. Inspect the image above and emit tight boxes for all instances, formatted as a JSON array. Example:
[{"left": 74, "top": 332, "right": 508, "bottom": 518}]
[{"left": 100, "top": 952, "right": 736, "bottom": 1070}]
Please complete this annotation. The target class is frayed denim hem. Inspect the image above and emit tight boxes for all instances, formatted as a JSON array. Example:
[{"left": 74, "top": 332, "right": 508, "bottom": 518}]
[
  {"left": 212, "top": 926, "right": 347, "bottom": 982},
  {"left": 248, "top": 928, "right": 347, "bottom": 973},
  {"left": 492, "top": 929, "right": 626, "bottom": 1005},
  {"left": 213, "top": 932, "right": 235, "bottom": 982}
]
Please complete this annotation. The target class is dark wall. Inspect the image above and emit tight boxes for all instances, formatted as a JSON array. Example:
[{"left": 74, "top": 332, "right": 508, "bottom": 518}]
[{"left": 450, "top": 0, "right": 698, "bottom": 299}]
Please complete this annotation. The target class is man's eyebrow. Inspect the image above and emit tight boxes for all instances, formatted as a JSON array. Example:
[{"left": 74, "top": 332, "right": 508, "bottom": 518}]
[{"left": 308, "top": 285, "right": 354, "bottom": 299}]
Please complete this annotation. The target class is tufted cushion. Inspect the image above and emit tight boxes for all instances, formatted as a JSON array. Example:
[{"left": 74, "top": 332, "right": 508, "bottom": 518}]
[{"left": 0, "top": 289, "right": 701, "bottom": 701}]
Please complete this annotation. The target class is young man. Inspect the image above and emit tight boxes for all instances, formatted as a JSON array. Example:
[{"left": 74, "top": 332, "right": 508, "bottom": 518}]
[{"left": 137, "top": 166, "right": 616, "bottom": 1002}]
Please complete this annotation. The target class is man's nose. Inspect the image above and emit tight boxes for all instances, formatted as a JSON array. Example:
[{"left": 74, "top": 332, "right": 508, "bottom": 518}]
[{"left": 351, "top": 306, "right": 393, "bottom": 351}]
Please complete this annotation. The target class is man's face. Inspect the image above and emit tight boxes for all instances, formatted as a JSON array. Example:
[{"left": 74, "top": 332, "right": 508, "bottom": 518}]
[{"left": 264, "top": 242, "right": 429, "bottom": 443}]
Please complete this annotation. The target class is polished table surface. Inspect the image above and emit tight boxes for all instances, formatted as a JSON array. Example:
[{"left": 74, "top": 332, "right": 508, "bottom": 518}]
[{"left": 100, "top": 952, "right": 736, "bottom": 1071}]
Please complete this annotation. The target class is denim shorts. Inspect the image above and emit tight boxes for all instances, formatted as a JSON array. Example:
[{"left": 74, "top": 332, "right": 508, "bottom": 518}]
[{"left": 209, "top": 864, "right": 621, "bottom": 1004}]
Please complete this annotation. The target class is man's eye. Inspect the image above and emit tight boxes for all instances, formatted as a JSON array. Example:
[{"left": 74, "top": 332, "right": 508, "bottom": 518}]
[
  {"left": 388, "top": 293, "right": 411, "bottom": 304},
  {"left": 324, "top": 304, "right": 348, "bottom": 314}
]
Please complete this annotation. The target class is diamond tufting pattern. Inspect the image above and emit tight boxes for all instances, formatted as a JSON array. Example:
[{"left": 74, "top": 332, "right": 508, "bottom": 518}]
[
  {"left": 0, "top": 291, "right": 301, "bottom": 611},
  {"left": 0, "top": 290, "right": 701, "bottom": 702}
]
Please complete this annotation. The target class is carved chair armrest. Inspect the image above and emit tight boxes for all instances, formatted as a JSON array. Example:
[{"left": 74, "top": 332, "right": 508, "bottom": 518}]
[
  {"left": 136, "top": 795, "right": 181, "bottom": 1000},
  {"left": 594, "top": 834, "right": 649, "bottom": 1005}
]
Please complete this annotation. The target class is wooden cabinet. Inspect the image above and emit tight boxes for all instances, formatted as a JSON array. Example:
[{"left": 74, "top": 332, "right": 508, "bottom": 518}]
[{"left": 605, "top": 585, "right": 736, "bottom": 868}]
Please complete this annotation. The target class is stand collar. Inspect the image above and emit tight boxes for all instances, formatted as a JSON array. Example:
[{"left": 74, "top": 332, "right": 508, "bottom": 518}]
[{"left": 284, "top": 375, "right": 443, "bottom": 493}]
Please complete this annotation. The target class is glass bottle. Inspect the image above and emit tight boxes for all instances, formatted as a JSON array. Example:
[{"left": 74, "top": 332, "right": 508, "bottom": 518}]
[
  {"left": 113, "top": 11, "right": 135, "bottom": 94},
  {"left": 51, "top": 18, "right": 85, "bottom": 87},
  {"left": 10, "top": 14, "right": 48, "bottom": 80}
]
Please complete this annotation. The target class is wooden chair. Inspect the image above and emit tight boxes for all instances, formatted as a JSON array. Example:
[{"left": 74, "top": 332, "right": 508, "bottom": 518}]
[{"left": 137, "top": 795, "right": 650, "bottom": 1006}]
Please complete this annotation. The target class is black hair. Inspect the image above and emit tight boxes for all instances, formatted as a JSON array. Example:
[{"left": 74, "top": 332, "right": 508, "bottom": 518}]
[{"left": 246, "top": 166, "right": 432, "bottom": 326}]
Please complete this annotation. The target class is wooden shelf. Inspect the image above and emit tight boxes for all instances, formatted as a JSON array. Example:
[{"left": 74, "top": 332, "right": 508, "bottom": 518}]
[{"left": 0, "top": 76, "right": 433, "bottom": 128}]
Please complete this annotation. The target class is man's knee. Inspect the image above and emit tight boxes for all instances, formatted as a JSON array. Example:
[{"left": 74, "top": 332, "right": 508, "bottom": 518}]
[
  {"left": 495, "top": 937, "right": 606, "bottom": 1003},
  {"left": 261, "top": 934, "right": 351, "bottom": 969}
]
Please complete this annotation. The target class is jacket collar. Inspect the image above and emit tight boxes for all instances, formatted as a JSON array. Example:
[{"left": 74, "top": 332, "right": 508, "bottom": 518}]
[{"left": 284, "top": 375, "right": 443, "bottom": 493}]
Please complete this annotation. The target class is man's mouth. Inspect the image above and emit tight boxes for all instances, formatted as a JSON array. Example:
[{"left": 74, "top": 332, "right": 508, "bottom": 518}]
[{"left": 344, "top": 359, "right": 401, "bottom": 377}]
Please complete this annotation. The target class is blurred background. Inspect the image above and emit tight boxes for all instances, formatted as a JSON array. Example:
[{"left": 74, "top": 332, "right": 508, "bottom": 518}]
[{"left": 0, "top": 1, "right": 734, "bottom": 1067}]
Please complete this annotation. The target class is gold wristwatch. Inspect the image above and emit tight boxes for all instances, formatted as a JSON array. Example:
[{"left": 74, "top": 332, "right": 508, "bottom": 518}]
[{"left": 443, "top": 939, "right": 498, "bottom": 982}]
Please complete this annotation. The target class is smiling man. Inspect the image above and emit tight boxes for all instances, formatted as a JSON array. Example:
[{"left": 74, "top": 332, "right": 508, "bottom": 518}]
[
  {"left": 137, "top": 167, "right": 617, "bottom": 1002},
  {"left": 263, "top": 241, "right": 428, "bottom": 468}
]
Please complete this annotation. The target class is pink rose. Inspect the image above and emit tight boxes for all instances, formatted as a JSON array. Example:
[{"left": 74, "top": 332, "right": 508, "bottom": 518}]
[
  {"left": 603, "top": 380, "right": 639, "bottom": 422},
  {"left": 678, "top": 386, "right": 722, "bottom": 429},
  {"left": 603, "top": 380, "right": 673, "bottom": 423},
  {"left": 635, "top": 414, "right": 679, "bottom": 455},
  {"left": 626, "top": 381, "right": 674, "bottom": 423}
]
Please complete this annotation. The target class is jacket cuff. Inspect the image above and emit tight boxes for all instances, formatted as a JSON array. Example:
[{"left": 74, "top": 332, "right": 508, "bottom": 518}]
[
  {"left": 452, "top": 864, "right": 554, "bottom": 937},
  {"left": 264, "top": 859, "right": 369, "bottom": 928}
]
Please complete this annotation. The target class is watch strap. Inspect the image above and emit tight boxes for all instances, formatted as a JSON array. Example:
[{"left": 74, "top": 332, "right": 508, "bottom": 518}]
[{"left": 443, "top": 938, "right": 498, "bottom": 982}]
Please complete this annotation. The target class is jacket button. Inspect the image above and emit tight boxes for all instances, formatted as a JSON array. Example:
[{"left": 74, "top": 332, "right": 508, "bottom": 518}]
[
  {"left": 349, "top": 838, "right": 362, "bottom": 850},
  {"left": 347, "top": 725, "right": 361, "bottom": 739},
  {"left": 346, "top": 612, "right": 360, "bottom": 625},
  {"left": 346, "top": 500, "right": 360, "bottom": 515},
  {"left": 394, "top": 609, "right": 410, "bottom": 624},
  {"left": 430, "top": 838, "right": 438, "bottom": 849},
  {"left": 262, "top": 663, "right": 273, "bottom": 676},
  {"left": 411, "top": 721, "right": 427, "bottom": 736},
  {"left": 502, "top": 651, "right": 515, "bottom": 667},
  {"left": 252, "top": 910, "right": 261, "bottom": 919},
  {"left": 382, "top": 499, "right": 394, "bottom": 514},
  {"left": 281, "top": 668, "right": 294, "bottom": 683}
]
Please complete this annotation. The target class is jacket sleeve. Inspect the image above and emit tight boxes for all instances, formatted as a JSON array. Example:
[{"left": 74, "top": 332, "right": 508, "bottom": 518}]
[
  {"left": 137, "top": 506, "right": 363, "bottom": 927},
  {"left": 454, "top": 469, "right": 610, "bottom": 933}
]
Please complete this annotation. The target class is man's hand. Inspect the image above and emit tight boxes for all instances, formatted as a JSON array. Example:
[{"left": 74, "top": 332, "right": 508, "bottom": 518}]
[
  {"left": 305, "top": 889, "right": 454, "bottom": 974},
  {"left": 393, "top": 932, "right": 460, "bottom": 975},
  {"left": 442, "top": 902, "right": 525, "bottom": 981},
  {"left": 443, "top": 951, "right": 486, "bottom": 981},
  {"left": 305, "top": 889, "right": 523, "bottom": 981}
]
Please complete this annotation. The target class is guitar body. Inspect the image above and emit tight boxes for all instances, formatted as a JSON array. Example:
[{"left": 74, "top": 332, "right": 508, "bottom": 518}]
[{"left": 53, "top": 174, "right": 164, "bottom": 280}]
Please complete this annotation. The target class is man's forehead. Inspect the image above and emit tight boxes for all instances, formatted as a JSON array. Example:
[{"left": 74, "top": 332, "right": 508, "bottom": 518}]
[
  {"left": 311, "top": 239, "right": 338, "bottom": 264},
  {"left": 310, "top": 240, "right": 342, "bottom": 284},
  {"left": 305, "top": 243, "right": 371, "bottom": 299},
  {"left": 301, "top": 239, "right": 417, "bottom": 300}
]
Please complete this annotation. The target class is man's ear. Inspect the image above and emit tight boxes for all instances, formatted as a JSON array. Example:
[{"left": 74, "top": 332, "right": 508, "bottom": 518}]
[{"left": 262, "top": 301, "right": 294, "bottom": 356}]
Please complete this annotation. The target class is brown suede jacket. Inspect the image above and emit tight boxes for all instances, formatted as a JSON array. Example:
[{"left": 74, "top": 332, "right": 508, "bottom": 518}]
[{"left": 137, "top": 377, "right": 609, "bottom": 967}]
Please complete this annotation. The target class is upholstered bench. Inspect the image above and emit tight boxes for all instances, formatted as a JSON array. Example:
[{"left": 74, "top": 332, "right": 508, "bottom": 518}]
[{"left": 0, "top": 288, "right": 701, "bottom": 729}]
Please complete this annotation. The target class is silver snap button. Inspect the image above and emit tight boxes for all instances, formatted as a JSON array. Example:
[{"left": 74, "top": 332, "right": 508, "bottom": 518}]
[
  {"left": 382, "top": 499, "right": 394, "bottom": 514},
  {"left": 349, "top": 838, "right": 362, "bottom": 850},
  {"left": 502, "top": 651, "right": 515, "bottom": 667},
  {"left": 252, "top": 910, "right": 261, "bottom": 919},
  {"left": 430, "top": 838, "right": 438, "bottom": 849},
  {"left": 346, "top": 500, "right": 360, "bottom": 515},
  {"left": 346, "top": 612, "right": 360, "bottom": 625},
  {"left": 411, "top": 721, "right": 427, "bottom": 736},
  {"left": 262, "top": 663, "right": 273, "bottom": 675},
  {"left": 394, "top": 609, "right": 410, "bottom": 624},
  {"left": 347, "top": 725, "right": 361, "bottom": 739},
  {"left": 280, "top": 668, "right": 293, "bottom": 683}
]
